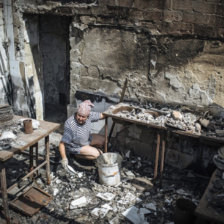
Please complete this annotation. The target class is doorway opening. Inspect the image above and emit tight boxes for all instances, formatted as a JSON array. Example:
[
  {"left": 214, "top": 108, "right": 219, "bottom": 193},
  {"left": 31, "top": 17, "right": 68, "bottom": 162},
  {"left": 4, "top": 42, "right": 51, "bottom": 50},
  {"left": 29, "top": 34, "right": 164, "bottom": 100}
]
[{"left": 39, "top": 15, "right": 70, "bottom": 123}]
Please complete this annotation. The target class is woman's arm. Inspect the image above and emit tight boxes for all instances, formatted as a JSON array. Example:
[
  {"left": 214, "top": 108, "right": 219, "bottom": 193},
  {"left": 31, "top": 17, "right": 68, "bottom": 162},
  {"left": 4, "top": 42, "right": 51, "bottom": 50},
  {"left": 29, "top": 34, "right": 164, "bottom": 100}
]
[
  {"left": 100, "top": 112, "right": 106, "bottom": 120},
  {"left": 59, "top": 141, "right": 67, "bottom": 159}
]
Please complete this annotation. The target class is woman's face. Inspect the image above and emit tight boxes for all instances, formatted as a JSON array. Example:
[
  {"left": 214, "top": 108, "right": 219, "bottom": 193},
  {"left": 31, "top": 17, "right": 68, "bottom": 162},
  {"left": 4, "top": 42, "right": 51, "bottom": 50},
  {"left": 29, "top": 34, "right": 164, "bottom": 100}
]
[{"left": 75, "top": 113, "right": 88, "bottom": 125}]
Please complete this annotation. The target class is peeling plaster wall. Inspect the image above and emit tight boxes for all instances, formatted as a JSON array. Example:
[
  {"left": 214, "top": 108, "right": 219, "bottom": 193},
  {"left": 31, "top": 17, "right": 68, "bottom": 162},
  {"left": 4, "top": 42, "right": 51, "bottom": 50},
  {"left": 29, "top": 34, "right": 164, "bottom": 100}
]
[
  {"left": 5, "top": 0, "right": 224, "bottom": 116},
  {"left": 0, "top": 5, "right": 9, "bottom": 105},
  {"left": 69, "top": 25, "right": 150, "bottom": 105},
  {"left": 24, "top": 14, "right": 43, "bottom": 119}
]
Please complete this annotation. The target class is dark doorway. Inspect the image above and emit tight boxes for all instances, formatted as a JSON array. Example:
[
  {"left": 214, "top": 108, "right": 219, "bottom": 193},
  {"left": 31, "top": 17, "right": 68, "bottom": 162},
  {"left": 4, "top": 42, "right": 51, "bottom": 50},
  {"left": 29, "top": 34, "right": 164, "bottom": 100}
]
[{"left": 39, "top": 15, "right": 70, "bottom": 123}]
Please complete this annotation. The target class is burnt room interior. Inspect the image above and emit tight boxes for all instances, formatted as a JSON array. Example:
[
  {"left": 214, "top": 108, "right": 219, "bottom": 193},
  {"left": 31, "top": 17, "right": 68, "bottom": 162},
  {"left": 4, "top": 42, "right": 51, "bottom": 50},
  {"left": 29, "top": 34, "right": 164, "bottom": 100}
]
[{"left": 0, "top": 0, "right": 224, "bottom": 224}]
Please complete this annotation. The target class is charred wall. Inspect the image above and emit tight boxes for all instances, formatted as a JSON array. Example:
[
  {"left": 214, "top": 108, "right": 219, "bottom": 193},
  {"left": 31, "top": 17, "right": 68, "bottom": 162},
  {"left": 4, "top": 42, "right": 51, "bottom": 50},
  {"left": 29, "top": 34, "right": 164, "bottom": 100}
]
[
  {"left": 0, "top": 0, "right": 224, "bottom": 171},
  {"left": 12, "top": 0, "right": 224, "bottom": 111}
]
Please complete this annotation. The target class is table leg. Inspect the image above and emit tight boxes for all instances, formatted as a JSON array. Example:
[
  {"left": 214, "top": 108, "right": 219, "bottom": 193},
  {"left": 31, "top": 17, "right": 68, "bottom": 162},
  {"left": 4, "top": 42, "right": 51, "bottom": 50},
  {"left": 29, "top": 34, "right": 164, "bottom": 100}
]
[
  {"left": 35, "top": 143, "right": 38, "bottom": 175},
  {"left": 160, "top": 133, "right": 166, "bottom": 175},
  {"left": 0, "top": 163, "right": 10, "bottom": 224},
  {"left": 29, "top": 146, "right": 34, "bottom": 171},
  {"left": 35, "top": 143, "right": 39, "bottom": 165},
  {"left": 154, "top": 132, "right": 160, "bottom": 179},
  {"left": 104, "top": 117, "right": 108, "bottom": 153},
  {"left": 45, "top": 136, "right": 50, "bottom": 185}
]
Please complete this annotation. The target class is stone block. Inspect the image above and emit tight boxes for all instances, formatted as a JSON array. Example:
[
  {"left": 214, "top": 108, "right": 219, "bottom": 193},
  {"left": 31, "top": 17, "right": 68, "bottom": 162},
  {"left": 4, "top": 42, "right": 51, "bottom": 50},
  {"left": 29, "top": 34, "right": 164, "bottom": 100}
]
[
  {"left": 192, "top": 2, "right": 216, "bottom": 14},
  {"left": 161, "top": 21, "right": 194, "bottom": 35},
  {"left": 87, "top": 65, "right": 100, "bottom": 78},
  {"left": 95, "top": 16, "right": 114, "bottom": 24},
  {"left": 218, "top": 28, "right": 224, "bottom": 38},
  {"left": 118, "top": 0, "right": 134, "bottom": 8},
  {"left": 172, "top": 0, "right": 193, "bottom": 11},
  {"left": 194, "top": 24, "right": 217, "bottom": 38},
  {"left": 182, "top": 11, "right": 203, "bottom": 24},
  {"left": 216, "top": 5, "right": 224, "bottom": 16},
  {"left": 142, "top": 10, "right": 162, "bottom": 21},
  {"left": 80, "top": 16, "right": 96, "bottom": 25},
  {"left": 80, "top": 77, "right": 120, "bottom": 95},
  {"left": 129, "top": 9, "right": 144, "bottom": 20},
  {"left": 163, "top": 10, "right": 183, "bottom": 22},
  {"left": 133, "top": 0, "right": 164, "bottom": 10},
  {"left": 104, "top": 0, "right": 117, "bottom": 7},
  {"left": 214, "top": 15, "right": 224, "bottom": 27}
]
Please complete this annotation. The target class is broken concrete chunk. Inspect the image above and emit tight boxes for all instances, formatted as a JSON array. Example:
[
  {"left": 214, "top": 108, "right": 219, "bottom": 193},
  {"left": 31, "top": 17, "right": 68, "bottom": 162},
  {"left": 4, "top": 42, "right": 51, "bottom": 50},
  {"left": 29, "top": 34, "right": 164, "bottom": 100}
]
[
  {"left": 91, "top": 204, "right": 112, "bottom": 218},
  {"left": 165, "top": 198, "right": 172, "bottom": 205},
  {"left": 70, "top": 196, "right": 88, "bottom": 209},
  {"left": 109, "top": 216, "right": 120, "bottom": 224},
  {"left": 176, "top": 189, "right": 191, "bottom": 196},
  {"left": 199, "top": 118, "right": 210, "bottom": 128},
  {"left": 215, "top": 129, "right": 224, "bottom": 137},
  {"left": 125, "top": 150, "right": 131, "bottom": 158},
  {"left": 96, "top": 192, "right": 115, "bottom": 201},
  {"left": 172, "top": 111, "right": 183, "bottom": 120},
  {"left": 122, "top": 206, "right": 149, "bottom": 224},
  {"left": 0, "top": 131, "right": 17, "bottom": 140},
  {"left": 139, "top": 207, "right": 151, "bottom": 215},
  {"left": 77, "top": 172, "right": 83, "bottom": 178},
  {"left": 125, "top": 170, "right": 135, "bottom": 178},
  {"left": 195, "top": 123, "right": 201, "bottom": 133},
  {"left": 32, "top": 119, "right": 40, "bottom": 129},
  {"left": 53, "top": 188, "right": 59, "bottom": 196},
  {"left": 143, "top": 202, "right": 157, "bottom": 211},
  {"left": 118, "top": 192, "right": 141, "bottom": 205}
]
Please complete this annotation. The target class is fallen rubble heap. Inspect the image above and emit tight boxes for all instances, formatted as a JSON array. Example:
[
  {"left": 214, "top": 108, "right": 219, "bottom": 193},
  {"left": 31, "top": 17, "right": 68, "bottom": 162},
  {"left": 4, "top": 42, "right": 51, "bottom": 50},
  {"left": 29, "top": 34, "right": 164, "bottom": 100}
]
[
  {"left": 0, "top": 135, "right": 211, "bottom": 224},
  {"left": 106, "top": 103, "right": 224, "bottom": 138}
]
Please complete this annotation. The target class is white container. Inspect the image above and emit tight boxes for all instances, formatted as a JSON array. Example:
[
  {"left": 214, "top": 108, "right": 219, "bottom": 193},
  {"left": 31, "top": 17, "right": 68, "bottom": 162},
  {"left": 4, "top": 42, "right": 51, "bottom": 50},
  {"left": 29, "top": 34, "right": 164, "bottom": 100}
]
[{"left": 96, "top": 153, "right": 123, "bottom": 186}]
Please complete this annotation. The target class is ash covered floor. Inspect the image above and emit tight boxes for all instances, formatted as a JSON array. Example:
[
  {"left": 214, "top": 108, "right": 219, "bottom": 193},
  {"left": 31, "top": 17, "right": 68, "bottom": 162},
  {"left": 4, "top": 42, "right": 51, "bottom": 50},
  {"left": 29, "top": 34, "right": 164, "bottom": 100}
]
[{"left": 0, "top": 131, "right": 210, "bottom": 224}]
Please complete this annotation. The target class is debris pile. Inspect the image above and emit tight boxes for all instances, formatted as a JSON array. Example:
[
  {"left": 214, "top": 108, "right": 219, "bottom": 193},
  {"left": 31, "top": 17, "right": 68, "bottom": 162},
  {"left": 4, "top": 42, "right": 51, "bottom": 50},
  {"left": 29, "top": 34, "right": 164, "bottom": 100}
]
[
  {"left": 0, "top": 104, "right": 13, "bottom": 123},
  {"left": 2, "top": 139, "right": 210, "bottom": 224},
  {"left": 106, "top": 103, "right": 224, "bottom": 137}
]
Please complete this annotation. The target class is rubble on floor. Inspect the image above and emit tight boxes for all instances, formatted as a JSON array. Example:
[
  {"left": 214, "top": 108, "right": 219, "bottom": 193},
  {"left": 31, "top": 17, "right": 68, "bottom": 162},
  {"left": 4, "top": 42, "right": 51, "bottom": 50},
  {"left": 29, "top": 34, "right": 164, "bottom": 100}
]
[{"left": 0, "top": 134, "right": 212, "bottom": 224}]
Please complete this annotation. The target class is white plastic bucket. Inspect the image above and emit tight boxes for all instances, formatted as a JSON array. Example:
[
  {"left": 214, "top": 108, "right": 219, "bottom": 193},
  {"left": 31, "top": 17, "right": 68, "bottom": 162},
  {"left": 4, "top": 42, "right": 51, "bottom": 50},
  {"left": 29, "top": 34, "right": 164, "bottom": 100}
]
[{"left": 96, "top": 153, "right": 123, "bottom": 186}]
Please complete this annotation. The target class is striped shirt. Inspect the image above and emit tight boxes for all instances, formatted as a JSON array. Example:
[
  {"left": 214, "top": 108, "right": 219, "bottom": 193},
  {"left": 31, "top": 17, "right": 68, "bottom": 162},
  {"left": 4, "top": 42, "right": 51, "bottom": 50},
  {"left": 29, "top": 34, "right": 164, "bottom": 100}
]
[{"left": 61, "top": 112, "right": 101, "bottom": 151}]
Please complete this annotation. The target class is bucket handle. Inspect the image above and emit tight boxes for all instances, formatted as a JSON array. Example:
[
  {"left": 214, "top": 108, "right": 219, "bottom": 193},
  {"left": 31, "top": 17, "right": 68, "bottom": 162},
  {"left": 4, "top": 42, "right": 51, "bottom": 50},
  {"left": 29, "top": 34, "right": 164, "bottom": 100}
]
[{"left": 102, "top": 171, "right": 118, "bottom": 177}]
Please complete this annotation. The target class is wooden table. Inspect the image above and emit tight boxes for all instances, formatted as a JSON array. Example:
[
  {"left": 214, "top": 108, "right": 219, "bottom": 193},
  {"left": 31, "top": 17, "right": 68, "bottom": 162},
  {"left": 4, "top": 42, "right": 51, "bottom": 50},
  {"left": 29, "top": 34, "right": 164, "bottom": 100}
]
[
  {"left": 0, "top": 116, "right": 60, "bottom": 223},
  {"left": 195, "top": 169, "right": 224, "bottom": 224},
  {"left": 103, "top": 103, "right": 224, "bottom": 180}
]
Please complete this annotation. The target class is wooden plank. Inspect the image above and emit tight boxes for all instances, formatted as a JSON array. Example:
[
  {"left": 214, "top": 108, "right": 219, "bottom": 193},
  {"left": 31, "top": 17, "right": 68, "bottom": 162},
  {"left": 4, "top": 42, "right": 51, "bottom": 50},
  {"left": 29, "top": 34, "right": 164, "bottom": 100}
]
[
  {"left": 0, "top": 164, "right": 10, "bottom": 223},
  {"left": 195, "top": 170, "right": 224, "bottom": 224},
  {"left": 153, "top": 133, "right": 160, "bottom": 179},
  {"left": 0, "top": 151, "right": 13, "bottom": 162},
  {"left": 45, "top": 136, "right": 50, "bottom": 185}
]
